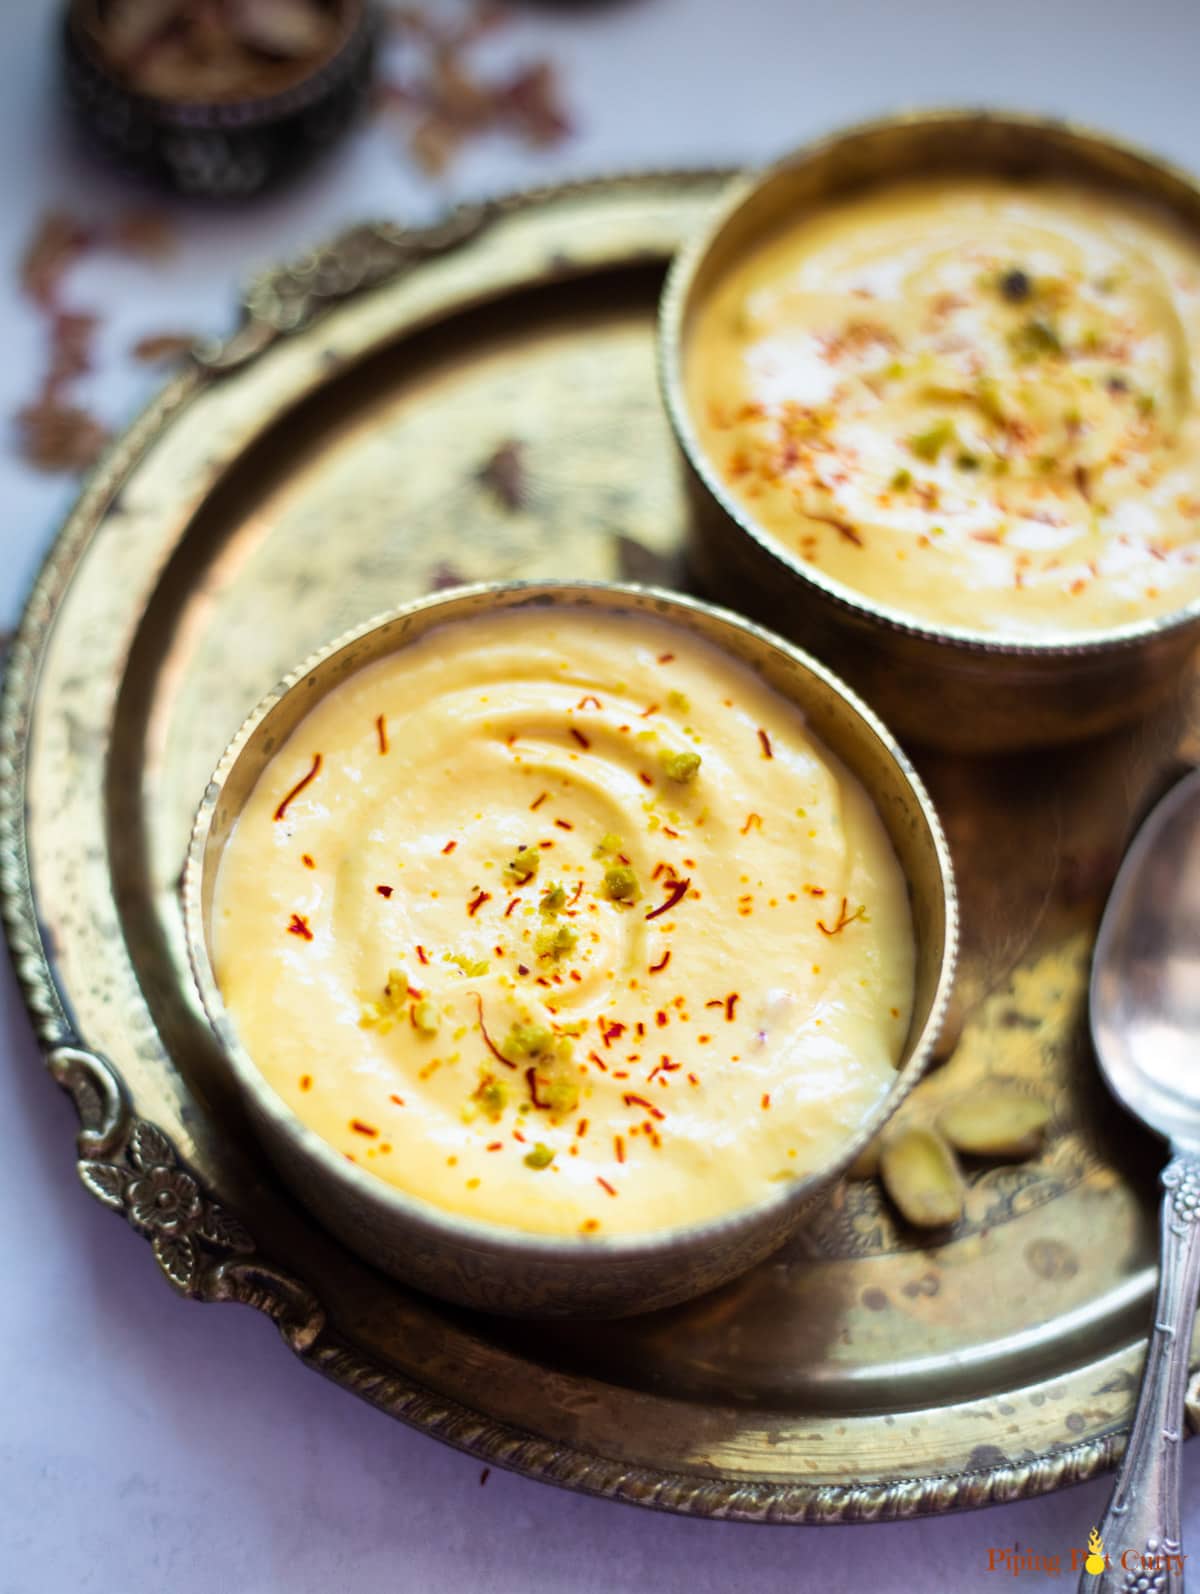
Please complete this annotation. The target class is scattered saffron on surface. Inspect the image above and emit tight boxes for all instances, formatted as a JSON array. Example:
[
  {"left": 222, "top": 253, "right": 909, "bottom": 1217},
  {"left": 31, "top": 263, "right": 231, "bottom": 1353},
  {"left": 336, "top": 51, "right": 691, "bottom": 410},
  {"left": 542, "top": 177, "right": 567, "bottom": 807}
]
[
  {"left": 416, "top": 944, "right": 429, "bottom": 965},
  {"left": 568, "top": 727, "right": 590, "bottom": 750},
  {"left": 530, "top": 791, "right": 549, "bottom": 810},
  {"left": 597, "top": 1176, "right": 617, "bottom": 1197},
  {"left": 761, "top": 1093, "right": 771, "bottom": 1110},
  {"left": 740, "top": 812, "right": 763, "bottom": 835},
  {"left": 725, "top": 993, "right": 739, "bottom": 1021},
  {"left": 273, "top": 752, "right": 322, "bottom": 821},
  {"left": 645, "top": 877, "right": 690, "bottom": 921},
  {"left": 623, "top": 1092, "right": 664, "bottom": 1120},
  {"left": 299, "top": 1074, "right": 312, "bottom": 1091},
  {"left": 757, "top": 728, "right": 773, "bottom": 759},
  {"left": 615, "top": 1135, "right": 626, "bottom": 1163},
  {"left": 467, "top": 889, "right": 491, "bottom": 917},
  {"left": 375, "top": 714, "right": 388, "bottom": 754},
  {"left": 376, "top": 884, "right": 393, "bottom": 898},
  {"left": 474, "top": 995, "right": 516, "bottom": 1069},
  {"left": 657, "top": 652, "right": 675, "bottom": 664},
  {"left": 554, "top": 818, "right": 574, "bottom": 830},
  {"left": 817, "top": 896, "right": 867, "bottom": 936},
  {"left": 301, "top": 853, "right": 315, "bottom": 869},
  {"left": 350, "top": 1120, "right": 379, "bottom": 1137},
  {"left": 504, "top": 897, "right": 519, "bottom": 917},
  {"left": 648, "top": 950, "right": 671, "bottom": 974},
  {"left": 287, "top": 913, "right": 313, "bottom": 940},
  {"left": 442, "top": 839, "right": 458, "bottom": 855}
]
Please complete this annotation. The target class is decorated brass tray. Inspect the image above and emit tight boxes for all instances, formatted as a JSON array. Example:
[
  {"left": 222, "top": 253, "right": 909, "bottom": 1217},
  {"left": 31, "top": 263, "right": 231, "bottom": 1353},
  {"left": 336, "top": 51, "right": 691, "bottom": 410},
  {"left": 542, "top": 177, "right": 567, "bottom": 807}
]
[{"left": 4, "top": 170, "right": 1200, "bottom": 1524}]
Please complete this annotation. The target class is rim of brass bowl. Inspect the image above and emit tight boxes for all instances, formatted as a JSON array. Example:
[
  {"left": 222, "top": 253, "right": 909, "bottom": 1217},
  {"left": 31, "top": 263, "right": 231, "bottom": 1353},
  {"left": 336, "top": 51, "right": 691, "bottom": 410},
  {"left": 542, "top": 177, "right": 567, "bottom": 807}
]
[
  {"left": 183, "top": 580, "right": 957, "bottom": 1319},
  {"left": 659, "top": 108, "right": 1200, "bottom": 667}
]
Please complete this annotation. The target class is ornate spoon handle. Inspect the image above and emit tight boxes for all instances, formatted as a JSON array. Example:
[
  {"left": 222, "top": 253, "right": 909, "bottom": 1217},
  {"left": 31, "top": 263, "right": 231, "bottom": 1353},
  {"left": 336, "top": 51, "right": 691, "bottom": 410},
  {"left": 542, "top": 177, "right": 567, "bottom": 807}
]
[{"left": 1082, "top": 1154, "right": 1200, "bottom": 1593}]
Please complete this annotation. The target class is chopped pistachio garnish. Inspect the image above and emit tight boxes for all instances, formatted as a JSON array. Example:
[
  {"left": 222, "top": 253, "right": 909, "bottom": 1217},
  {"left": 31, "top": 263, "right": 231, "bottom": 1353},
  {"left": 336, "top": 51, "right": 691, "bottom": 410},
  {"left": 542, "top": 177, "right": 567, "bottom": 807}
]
[
  {"left": 666, "top": 689, "right": 690, "bottom": 713},
  {"left": 659, "top": 748, "right": 701, "bottom": 784},
  {"left": 955, "top": 452, "right": 980, "bottom": 471},
  {"left": 1009, "top": 318, "right": 1062, "bottom": 360},
  {"left": 890, "top": 467, "right": 912, "bottom": 490},
  {"left": 594, "top": 832, "right": 623, "bottom": 858},
  {"left": 1138, "top": 392, "right": 1157, "bottom": 417},
  {"left": 447, "top": 953, "right": 490, "bottom": 977},
  {"left": 500, "top": 1022, "right": 556, "bottom": 1063},
  {"left": 524, "top": 1143, "right": 555, "bottom": 1170},
  {"left": 503, "top": 846, "right": 540, "bottom": 885},
  {"left": 542, "top": 1075, "right": 580, "bottom": 1115},
  {"left": 473, "top": 1075, "right": 508, "bottom": 1120},
  {"left": 412, "top": 998, "right": 440, "bottom": 1035},
  {"left": 359, "top": 969, "right": 410, "bottom": 1030},
  {"left": 535, "top": 922, "right": 578, "bottom": 960},
  {"left": 909, "top": 419, "right": 956, "bottom": 462},
  {"left": 603, "top": 864, "right": 640, "bottom": 902},
  {"left": 539, "top": 882, "right": 567, "bottom": 914}
]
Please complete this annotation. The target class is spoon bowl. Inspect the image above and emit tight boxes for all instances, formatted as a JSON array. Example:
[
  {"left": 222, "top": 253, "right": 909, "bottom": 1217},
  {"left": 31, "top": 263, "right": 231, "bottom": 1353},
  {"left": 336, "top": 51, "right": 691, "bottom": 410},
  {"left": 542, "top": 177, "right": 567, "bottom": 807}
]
[
  {"left": 1083, "top": 763, "right": 1200, "bottom": 1594},
  {"left": 1092, "top": 765, "right": 1200, "bottom": 1151}
]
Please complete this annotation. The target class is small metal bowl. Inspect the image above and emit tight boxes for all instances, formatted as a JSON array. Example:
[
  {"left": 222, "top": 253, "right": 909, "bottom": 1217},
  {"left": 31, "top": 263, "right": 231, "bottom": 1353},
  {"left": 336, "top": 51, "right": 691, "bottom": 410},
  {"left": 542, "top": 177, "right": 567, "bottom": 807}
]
[
  {"left": 660, "top": 111, "right": 1200, "bottom": 752},
  {"left": 184, "top": 581, "right": 957, "bottom": 1318},
  {"left": 62, "top": 0, "right": 376, "bottom": 198}
]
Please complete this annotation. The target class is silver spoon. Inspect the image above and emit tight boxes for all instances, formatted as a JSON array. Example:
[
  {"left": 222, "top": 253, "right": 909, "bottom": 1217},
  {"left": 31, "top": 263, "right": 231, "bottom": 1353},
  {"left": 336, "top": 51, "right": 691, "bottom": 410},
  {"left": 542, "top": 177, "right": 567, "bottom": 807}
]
[{"left": 1085, "top": 763, "right": 1200, "bottom": 1593}]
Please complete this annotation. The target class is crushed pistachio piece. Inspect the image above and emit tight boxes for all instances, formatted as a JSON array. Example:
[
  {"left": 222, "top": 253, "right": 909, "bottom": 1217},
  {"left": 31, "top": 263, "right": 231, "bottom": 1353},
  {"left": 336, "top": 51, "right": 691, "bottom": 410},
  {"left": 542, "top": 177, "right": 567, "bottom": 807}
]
[
  {"left": 541, "top": 1073, "right": 580, "bottom": 1115},
  {"left": 359, "top": 969, "right": 410, "bottom": 1030},
  {"left": 659, "top": 748, "right": 701, "bottom": 784},
  {"left": 524, "top": 1143, "right": 555, "bottom": 1170},
  {"left": 503, "top": 846, "right": 540, "bottom": 885},
  {"left": 1009, "top": 318, "right": 1062, "bottom": 360},
  {"left": 535, "top": 922, "right": 578, "bottom": 960},
  {"left": 539, "top": 882, "right": 567, "bottom": 914},
  {"left": 909, "top": 419, "right": 956, "bottom": 462},
  {"left": 594, "top": 832, "right": 624, "bottom": 858},
  {"left": 500, "top": 1023, "right": 556, "bottom": 1063},
  {"left": 447, "top": 953, "right": 490, "bottom": 977},
  {"left": 603, "top": 864, "right": 640, "bottom": 902},
  {"left": 666, "top": 689, "right": 690, "bottom": 713},
  {"left": 473, "top": 1075, "right": 508, "bottom": 1120},
  {"left": 412, "top": 998, "right": 440, "bottom": 1036},
  {"left": 890, "top": 467, "right": 912, "bottom": 490}
]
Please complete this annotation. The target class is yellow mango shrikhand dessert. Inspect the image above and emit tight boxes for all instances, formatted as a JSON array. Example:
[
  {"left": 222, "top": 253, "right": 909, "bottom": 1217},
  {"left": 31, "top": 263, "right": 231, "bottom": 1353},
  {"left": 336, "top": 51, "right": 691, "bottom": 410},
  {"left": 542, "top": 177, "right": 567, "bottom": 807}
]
[
  {"left": 212, "top": 608, "right": 914, "bottom": 1239},
  {"left": 689, "top": 179, "right": 1200, "bottom": 636}
]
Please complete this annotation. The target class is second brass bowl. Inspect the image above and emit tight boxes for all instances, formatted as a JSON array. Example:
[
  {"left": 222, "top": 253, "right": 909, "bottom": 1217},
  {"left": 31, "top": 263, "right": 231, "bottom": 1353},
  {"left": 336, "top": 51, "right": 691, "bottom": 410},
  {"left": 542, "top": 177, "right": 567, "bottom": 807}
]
[
  {"left": 183, "top": 580, "right": 956, "bottom": 1318},
  {"left": 660, "top": 110, "right": 1200, "bottom": 752}
]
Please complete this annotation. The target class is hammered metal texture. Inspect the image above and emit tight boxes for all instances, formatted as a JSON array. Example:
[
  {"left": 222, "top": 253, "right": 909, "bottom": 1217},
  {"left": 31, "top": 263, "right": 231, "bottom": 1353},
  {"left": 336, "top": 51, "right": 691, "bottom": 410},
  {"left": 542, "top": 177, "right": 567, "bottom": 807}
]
[{"left": 3, "top": 171, "right": 1200, "bottom": 1521}]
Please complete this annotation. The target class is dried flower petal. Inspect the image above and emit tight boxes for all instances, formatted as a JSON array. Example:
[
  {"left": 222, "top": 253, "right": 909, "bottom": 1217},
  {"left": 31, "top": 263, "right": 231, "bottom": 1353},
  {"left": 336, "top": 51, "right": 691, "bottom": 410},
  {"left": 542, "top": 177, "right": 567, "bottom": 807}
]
[
  {"left": 20, "top": 212, "right": 93, "bottom": 307},
  {"left": 14, "top": 400, "right": 109, "bottom": 474},
  {"left": 111, "top": 211, "right": 176, "bottom": 260}
]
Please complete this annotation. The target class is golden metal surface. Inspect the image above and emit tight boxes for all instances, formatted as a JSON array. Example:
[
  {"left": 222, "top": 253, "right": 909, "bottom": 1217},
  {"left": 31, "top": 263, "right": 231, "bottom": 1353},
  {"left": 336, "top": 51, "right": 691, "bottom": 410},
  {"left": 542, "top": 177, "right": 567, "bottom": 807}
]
[
  {"left": 183, "top": 580, "right": 955, "bottom": 1318},
  {"left": 3, "top": 171, "right": 1199, "bottom": 1519},
  {"left": 660, "top": 112, "right": 1200, "bottom": 752}
]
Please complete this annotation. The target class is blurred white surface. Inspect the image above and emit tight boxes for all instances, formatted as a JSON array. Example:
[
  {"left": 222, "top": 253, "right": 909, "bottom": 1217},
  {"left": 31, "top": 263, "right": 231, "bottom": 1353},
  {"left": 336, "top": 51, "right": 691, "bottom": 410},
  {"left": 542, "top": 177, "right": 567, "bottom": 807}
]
[{"left": 3, "top": 1, "right": 1200, "bottom": 1589}]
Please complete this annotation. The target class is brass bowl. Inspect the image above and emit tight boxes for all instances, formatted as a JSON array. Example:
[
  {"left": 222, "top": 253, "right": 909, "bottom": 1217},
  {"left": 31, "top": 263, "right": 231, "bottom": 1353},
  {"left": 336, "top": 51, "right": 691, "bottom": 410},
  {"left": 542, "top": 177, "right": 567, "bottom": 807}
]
[
  {"left": 62, "top": 0, "right": 376, "bottom": 198},
  {"left": 183, "top": 581, "right": 957, "bottom": 1318},
  {"left": 659, "top": 110, "right": 1200, "bottom": 752}
]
